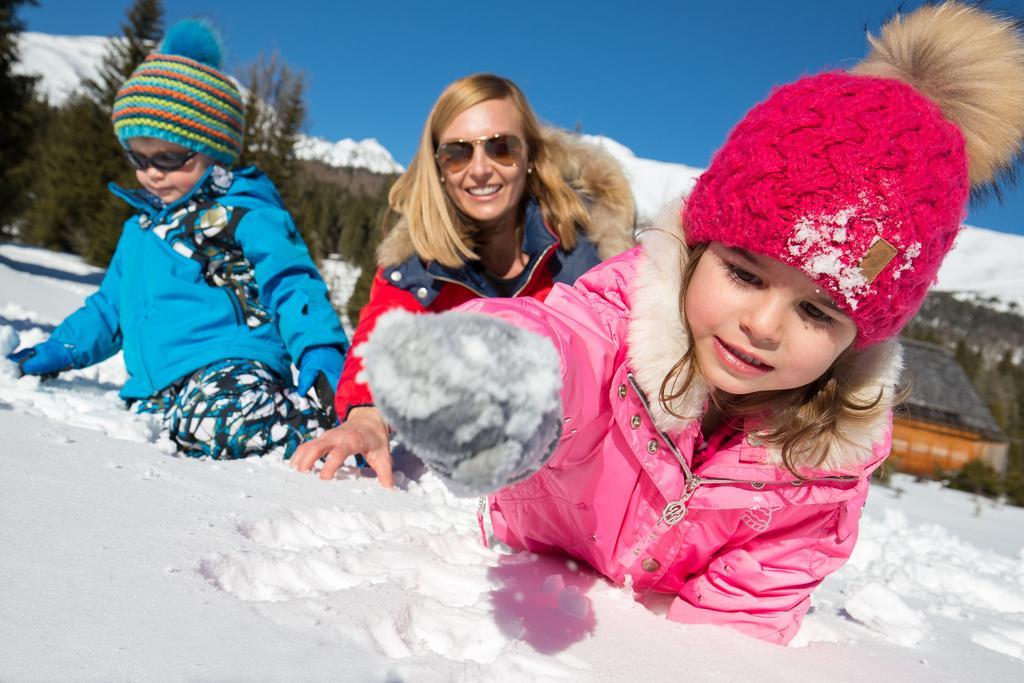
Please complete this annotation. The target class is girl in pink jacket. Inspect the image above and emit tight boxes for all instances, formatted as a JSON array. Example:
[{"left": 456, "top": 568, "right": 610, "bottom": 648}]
[{"left": 360, "top": 3, "right": 1024, "bottom": 644}]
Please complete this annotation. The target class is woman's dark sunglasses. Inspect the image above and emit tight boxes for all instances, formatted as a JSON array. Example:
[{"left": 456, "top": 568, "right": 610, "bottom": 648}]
[
  {"left": 124, "top": 149, "right": 197, "bottom": 172},
  {"left": 435, "top": 134, "right": 524, "bottom": 174}
]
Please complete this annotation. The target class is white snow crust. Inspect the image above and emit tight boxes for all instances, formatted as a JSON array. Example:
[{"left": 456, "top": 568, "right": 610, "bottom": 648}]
[
  {"left": 2, "top": 244, "right": 1024, "bottom": 681},
  {"left": 4, "top": 31, "right": 1024, "bottom": 679}
]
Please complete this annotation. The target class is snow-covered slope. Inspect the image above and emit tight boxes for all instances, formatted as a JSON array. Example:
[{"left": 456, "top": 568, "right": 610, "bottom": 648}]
[
  {"left": 12, "top": 31, "right": 109, "bottom": 104},
  {"left": 934, "top": 225, "right": 1024, "bottom": 311},
  {"left": 582, "top": 134, "right": 703, "bottom": 221},
  {"left": 2, "top": 244, "right": 1024, "bottom": 680}
]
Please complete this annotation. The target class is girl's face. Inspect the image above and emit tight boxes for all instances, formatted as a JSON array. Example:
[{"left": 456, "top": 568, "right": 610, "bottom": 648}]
[
  {"left": 436, "top": 98, "right": 529, "bottom": 228},
  {"left": 685, "top": 242, "right": 857, "bottom": 395},
  {"left": 128, "top": 137, "right": 210, "bottom": 205}
]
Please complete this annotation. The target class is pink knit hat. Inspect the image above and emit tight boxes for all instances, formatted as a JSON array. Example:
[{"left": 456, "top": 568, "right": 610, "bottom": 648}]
[{"left": 684, "top": 2, "right": 1024, "bottom": 348}]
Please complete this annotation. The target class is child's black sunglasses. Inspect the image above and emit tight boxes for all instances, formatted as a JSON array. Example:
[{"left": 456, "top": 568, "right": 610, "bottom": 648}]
[{"left": 124, "top": 149, "right": 197, "bottom": 172}]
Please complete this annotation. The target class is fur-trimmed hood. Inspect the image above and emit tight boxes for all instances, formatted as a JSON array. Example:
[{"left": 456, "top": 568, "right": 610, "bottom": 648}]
[
  {"left": 626, "top": 205, "right": 904, "bottom": 473},
  {"left": 376, "top": 128, "right": 636, "bottom": 267}
]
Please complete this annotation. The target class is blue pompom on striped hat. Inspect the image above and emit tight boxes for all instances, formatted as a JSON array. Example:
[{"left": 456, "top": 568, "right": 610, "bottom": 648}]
[{"left": 112, "top": 19, "right": 244, "bottom": 166}]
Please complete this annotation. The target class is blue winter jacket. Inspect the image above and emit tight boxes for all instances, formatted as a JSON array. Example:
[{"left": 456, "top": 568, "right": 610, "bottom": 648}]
[{"left": 50, "top": 166, "right": 348, "bottom": 400}]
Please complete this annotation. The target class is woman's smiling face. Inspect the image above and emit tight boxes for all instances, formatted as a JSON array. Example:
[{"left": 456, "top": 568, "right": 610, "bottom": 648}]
[
  {"left": 437, "top": 98, "right": 529, "bottom": 228},
  {"left": 685, "top": 242, "right": 858, "bottom": 395}
]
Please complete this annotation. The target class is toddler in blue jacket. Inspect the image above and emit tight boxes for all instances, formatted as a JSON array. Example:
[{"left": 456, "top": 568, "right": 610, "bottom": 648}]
[{"left": 7, "top": 20, "right": 349, "bottom": 460}]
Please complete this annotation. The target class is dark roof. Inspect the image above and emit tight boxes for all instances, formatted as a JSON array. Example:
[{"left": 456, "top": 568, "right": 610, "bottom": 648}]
[{"left": 897, "top": 340, "right": 1004, "bottom": 439}]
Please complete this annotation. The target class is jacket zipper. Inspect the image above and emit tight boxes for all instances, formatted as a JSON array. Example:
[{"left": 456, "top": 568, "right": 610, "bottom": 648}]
[
  {"left": 511, "top": 242, "right": 557, "bottom": 297},
  {"left": 431, "top": 242, "right": 558, "bottom": 299},
  {"left": 432, "top": 273, "right": 486, "bottom": 298},
  {"left": 625, "top": 373, "right": 857, "bottom": 529},
  {"left": 224, "top": 289, "right": 244, "bottom": 325}
]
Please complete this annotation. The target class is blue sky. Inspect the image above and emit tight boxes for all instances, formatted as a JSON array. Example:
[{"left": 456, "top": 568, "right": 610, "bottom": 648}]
[{"left": 22, "top": 0, "right": 1024, "bottom": 236}]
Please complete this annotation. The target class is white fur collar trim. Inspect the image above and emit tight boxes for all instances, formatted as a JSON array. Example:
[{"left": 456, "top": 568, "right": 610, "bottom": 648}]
[{"left": 626, "top": 204, "right": 706, "bottom": 433}]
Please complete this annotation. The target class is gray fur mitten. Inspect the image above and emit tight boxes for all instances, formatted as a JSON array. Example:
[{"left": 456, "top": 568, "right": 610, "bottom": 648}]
[{"left": 361, "top": 309, "right": 563, "bottom": 496}]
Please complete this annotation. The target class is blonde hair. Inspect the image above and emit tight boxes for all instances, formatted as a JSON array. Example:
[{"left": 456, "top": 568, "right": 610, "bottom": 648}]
[
  {"left": 659, "top": 242, "right": 891, "bottom": 476},
  {"left": 386, "top": 74, "right": 591, "bottom": 268}
]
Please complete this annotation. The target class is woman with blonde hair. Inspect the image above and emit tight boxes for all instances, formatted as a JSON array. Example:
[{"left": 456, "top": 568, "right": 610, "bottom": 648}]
[{"left": 292, "top": 73, "right": 635, "bottom": 484}]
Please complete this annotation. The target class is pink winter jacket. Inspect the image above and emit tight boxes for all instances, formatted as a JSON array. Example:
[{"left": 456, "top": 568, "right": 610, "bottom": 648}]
[{"left": 459, "top": 221, "right": 903, "bottom": 645}]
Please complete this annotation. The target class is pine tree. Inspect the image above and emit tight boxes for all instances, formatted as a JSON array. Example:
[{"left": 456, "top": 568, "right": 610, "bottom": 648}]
[
  {"left": 23, "top": 95, "right": 117, "bottom": 254},
  {"left": 237, "top": 52, "right": 306, "bottom": 203},
  {"left": 343, "top": 195, "right": 390, "bottom": 319},
  {"left": 23, "top": 0, "right": 163, "bottom": 264},
  {"left": 85, "top": 0, "right": 163, "bottom": 110},
  {"left": 954, "top": 339, "right": 982, "bottom": 380},
  {"left": 0, "top": 0, "right": 42, "bottom": 232}
]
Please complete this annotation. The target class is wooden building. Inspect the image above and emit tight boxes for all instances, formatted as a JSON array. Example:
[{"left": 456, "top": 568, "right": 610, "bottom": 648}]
[{"left": 889, "top": 340, "right": 1008, "bottom": 477}]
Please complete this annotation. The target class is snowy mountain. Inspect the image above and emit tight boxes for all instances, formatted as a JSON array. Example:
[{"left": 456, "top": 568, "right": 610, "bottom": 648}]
[
  {"left": 14, "top": 31, "right": 404, "bottom": 175},
  {"left": 294, "top": 134, "right": 404, "bottom": 174},
  {"left": 13, "top": 31, "right": 1024, "bottom": 310},
  {"left": 12, "top": 31, "right": 109, "bottom": 103},
  {"left": 2, "top": 242, "right": 1024, "bottom": 680},
  {"left": 582, "top": 133, "right": 703, "bottom": 220}
]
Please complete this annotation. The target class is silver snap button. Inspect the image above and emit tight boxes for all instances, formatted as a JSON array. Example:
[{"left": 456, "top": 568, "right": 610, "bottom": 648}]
[
  {"left": 747, "top": 432, "right": 763, "bottom": 447},
  {"left": 617, "top": 384, "right": 627, "bottom": 399},
  {"left": 416, "top": 287, "right": 428, "bottom": 298},
  {"left": 641, "top": 558, "right": 660, "bottom": 573},
  {"left": 647, "top": 439, "right": 658, "bottom": 454},
  {"left": 389, "top": 271, "right": 402, "bottom": 282},
  {"left": 630, "top": 415, "right": 641, "bottom": 429}
]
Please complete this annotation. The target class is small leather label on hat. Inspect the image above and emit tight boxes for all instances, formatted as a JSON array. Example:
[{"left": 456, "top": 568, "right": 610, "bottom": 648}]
[{"left": 859, "top": 238, "right": 898, "bottom": 283}]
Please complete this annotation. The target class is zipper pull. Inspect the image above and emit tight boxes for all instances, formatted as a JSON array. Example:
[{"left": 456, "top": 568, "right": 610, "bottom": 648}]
[{"left": 660, "top": 477, "right": 701, "bottom": 526}]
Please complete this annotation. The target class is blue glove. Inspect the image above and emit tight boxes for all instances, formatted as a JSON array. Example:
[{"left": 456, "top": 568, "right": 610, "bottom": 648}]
[
  {"left": 297, "top": 345, "right": 346, "bottom": 396},
  {"left": 7, "top": 339, "right": 75, "bottom": 379}
]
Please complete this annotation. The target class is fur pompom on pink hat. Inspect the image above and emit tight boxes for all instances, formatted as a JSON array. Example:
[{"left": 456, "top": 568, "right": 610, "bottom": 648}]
[{"left": 684, "top": 2, "right": 1024, "bottom": 348}]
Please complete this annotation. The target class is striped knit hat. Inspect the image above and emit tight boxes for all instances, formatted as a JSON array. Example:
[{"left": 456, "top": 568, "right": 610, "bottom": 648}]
[{"left": 112, "top": 19, "right": 244, "bottom": 166}]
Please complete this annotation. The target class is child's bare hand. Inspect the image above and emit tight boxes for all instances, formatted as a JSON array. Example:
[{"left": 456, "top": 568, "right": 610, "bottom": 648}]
[{"left": 291, "top": 406, "right": 394, "bottom": 487}]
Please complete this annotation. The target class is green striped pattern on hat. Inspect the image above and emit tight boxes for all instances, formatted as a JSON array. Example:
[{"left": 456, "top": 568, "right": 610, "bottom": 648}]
[{"left": 112, "top": 53, "right": 245, "bottom": 165}]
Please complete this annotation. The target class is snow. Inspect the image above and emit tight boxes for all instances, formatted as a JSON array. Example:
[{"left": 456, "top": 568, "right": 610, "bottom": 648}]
[
  {"left": 318, "top": 255, "right": 361, "bottom": 337},
  {"left": 295, "top": 135, "right": 404, "bottom": 175},
  {"left": 934, "top": 225, "right": 1024, "bottom": 311},
  {"left": 12, "top": 31, "right": 109, "bottom": 104},
  {"left": 3, "top": 244, "right": 1024, "bottom": 681},
  {"left": 6, "top": 30, "right": 1024, "bottom": 677},
  {"left": 581, "top": 134, "right": 703, "bottom": 221}
]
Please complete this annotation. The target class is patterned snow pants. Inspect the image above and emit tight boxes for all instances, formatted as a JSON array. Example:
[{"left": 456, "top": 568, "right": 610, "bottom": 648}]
[{"left": 133, "top": 359, "right": 329, "bottom": 460}]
